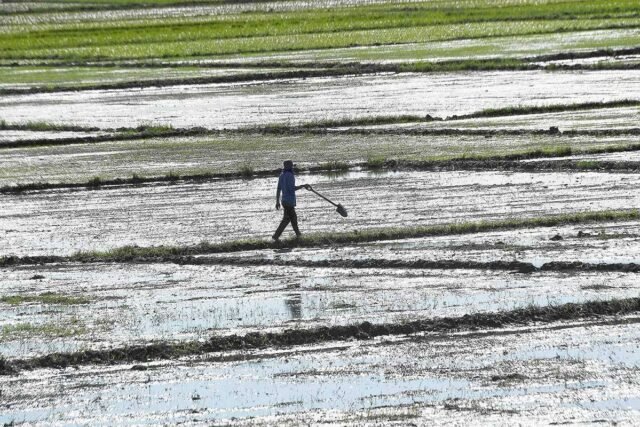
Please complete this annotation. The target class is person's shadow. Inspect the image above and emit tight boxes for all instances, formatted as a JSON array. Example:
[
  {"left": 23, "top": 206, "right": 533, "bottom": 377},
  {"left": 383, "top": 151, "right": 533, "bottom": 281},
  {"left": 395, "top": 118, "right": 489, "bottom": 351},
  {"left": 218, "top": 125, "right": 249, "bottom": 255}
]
[{"left": 285, "top": 293, "right": 302, "bottom": 320}]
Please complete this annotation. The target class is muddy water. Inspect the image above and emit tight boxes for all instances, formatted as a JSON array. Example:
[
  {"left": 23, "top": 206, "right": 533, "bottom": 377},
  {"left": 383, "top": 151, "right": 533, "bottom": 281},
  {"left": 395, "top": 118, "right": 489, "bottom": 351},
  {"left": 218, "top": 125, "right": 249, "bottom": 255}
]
[
  {"left": 2, "top": 319, "right": 640, "bottom": 425},
  {"left": 1, "top": 71, "right": 639, "bottom": 129},
  {"left": 3, "top": 261, "right": 639, "bottom": 358},
  {"left": 1, "top": 170, "right": 639, "bottom": 256},
  {"left": 223, "top": 220, "right": 640, "bottom": 266}
]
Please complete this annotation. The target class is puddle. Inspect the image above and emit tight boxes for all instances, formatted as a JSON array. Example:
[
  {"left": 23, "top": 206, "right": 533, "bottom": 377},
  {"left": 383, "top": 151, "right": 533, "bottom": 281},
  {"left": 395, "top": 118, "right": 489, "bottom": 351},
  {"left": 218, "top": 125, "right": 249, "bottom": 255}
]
[{"left": 1, "top": 71, "right": 639, "bottom": 129}]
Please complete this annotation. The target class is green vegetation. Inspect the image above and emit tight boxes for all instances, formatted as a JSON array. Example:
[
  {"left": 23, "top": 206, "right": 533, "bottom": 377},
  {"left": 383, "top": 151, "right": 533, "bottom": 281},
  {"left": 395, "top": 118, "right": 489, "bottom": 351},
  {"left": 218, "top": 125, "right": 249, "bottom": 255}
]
[
  {"left": 3, "top": 1, "right": 640, "bottom": 61},
  {"left": 239, "top": 164, "right": 255, "bottom": 178},
  {"left": 575, "top": 160, "right": 602, "bottom": 169},
  {"left": 71, "top": 209, "right": 639, "bottom": 261},
  {"left": 1, "top": 319, "right": 85, "bottom": 340},
  {"left": 366, "top": 155, "right": 386, "bottom": 169},
  {"left": 0, "top": 293, "right": 90, "bottom": 306},
  {"left": 319, "top": 161, "right": 349, "bottom": 171},
  {"left": 454, "top": 99, "right": 640, "bottom": 121},
  {"left": 87, "top": 176, "right": 103, "bottom": 187}
]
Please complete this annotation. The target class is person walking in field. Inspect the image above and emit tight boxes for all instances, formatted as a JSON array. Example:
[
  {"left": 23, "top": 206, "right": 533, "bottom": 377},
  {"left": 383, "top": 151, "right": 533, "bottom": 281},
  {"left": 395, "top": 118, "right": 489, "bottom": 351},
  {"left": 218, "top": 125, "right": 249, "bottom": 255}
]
[{"left": 273, "top": 160, "right": 310, "bottom": 241}]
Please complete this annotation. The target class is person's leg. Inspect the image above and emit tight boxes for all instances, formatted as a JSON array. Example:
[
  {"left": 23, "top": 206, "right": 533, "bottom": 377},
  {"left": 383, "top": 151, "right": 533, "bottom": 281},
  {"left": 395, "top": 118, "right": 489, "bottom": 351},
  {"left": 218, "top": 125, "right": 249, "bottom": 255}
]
[
  {"left": 288, "top": 205, "right": 301, "bottom": 236},
  {"left": 273, "top": 207, "right": 291, "bottom": 240}
]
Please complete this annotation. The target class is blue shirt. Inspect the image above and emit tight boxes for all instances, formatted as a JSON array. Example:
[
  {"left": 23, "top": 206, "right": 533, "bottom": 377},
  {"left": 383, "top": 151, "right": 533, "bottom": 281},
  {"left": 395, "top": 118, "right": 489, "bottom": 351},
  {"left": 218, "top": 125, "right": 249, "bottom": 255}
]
[{"left": 278, "top": 169, "right": 296, "bottom": 206}]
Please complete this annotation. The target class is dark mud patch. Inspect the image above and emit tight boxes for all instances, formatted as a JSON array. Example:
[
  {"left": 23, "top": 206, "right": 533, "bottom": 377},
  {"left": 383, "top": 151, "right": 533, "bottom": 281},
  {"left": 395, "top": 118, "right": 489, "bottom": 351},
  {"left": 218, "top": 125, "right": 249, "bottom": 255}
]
[
  {"left": 175, "top": 256, "right": 540, "bottom": 274},
  {"left": 173, "top": 257, "right": 640, "bottom": 274},
  {"left": 4, "top": 296, "right": 640, "bottom": 375},
  {"left": 490, "top": 373, "right": 528, "bottom": 382},
  {"left": 540, "top": 262, "right": 640, "bottom": 273}
]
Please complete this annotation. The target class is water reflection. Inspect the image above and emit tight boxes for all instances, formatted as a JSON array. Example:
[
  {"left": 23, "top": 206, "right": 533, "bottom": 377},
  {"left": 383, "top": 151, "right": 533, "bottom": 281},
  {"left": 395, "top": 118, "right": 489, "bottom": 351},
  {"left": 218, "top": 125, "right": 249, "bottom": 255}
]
[{"left": 285, "top": 293, "right": 302, "bottom": 320}]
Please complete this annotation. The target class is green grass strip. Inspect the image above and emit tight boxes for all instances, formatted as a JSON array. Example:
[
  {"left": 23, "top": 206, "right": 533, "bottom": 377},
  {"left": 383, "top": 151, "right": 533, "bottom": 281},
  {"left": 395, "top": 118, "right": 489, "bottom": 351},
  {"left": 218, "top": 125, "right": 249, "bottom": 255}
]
[
  {"left": 0, "top": 293, "right": 90, "bottom": 306},
  {"left": 72, "top": 209, "right": 640, "bottom": 261},
  {"left": 451, "top": 99, "right": 640, "bottom": 120}
]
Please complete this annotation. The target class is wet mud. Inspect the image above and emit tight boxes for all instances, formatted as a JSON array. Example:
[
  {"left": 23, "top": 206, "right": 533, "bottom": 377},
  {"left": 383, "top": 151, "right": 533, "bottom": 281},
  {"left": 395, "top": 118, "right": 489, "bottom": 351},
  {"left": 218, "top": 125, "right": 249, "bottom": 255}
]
[{"left": 177, "top": 255, "right": 640, "bottom": 274}]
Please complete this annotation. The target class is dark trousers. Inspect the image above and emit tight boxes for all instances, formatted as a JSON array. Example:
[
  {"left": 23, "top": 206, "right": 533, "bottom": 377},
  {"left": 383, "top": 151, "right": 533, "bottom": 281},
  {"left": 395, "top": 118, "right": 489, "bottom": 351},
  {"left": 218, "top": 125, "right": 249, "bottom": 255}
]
[{"left": 273, "top": 203, "right": 300, "bottom": 239}]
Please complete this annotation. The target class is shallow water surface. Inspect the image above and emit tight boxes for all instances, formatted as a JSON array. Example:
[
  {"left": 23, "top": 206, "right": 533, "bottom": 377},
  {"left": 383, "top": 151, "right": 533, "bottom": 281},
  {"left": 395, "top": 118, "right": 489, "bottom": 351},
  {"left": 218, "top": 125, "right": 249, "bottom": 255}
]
[{"left": 1, "top": 71, "right": 638, "bottom": 129}]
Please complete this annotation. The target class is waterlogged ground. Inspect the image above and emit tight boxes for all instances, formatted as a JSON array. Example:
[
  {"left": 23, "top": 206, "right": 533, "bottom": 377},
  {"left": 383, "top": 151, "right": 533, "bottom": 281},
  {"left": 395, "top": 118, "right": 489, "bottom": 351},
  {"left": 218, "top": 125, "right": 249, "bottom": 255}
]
[
  {"left": 1, "top": 71, "right": 639, "bottom": 129},
  {"left": 2, "top": 133, "right": 635, "bottom": 185},
  {"left": 2, "top": 318, "right": 640, "bottom": 425},
  {"left": 3, "top": 2, "right": 640, "bottom": 423},
  {"left": 2, "top": 170, "right": 640, "bottom": 256},
  {"left": 214, "top": 28, "right": 640, "bottom": 64},
  {"left": 3, "top": 259, "right": 640, "bottom": 358},
  {"left": 0, "top": 66, "right": 291, "bottom": 90}
]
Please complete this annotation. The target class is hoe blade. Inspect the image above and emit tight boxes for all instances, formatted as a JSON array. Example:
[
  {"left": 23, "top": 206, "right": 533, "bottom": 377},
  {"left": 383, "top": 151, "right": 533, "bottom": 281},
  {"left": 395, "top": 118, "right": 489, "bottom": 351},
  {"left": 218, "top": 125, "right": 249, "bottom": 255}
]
[{"left": 336, "top": 204, "right": 348, "bottom": 217}]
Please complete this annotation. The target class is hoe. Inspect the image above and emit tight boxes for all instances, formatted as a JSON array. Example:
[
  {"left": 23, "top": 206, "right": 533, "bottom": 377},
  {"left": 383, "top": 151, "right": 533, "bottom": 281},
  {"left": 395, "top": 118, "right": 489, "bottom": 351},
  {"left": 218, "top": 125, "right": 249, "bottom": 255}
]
[{"left": 307, "top": 186, "right": 348, "bottom": 217}]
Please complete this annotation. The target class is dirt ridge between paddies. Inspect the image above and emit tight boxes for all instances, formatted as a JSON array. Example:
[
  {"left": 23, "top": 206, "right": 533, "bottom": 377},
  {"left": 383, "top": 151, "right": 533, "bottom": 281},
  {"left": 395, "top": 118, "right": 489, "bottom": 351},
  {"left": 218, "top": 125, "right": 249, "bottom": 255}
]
[
  {"left": 2, "top": 296, "right": 640, "bottom": 375},
  {"left": 170, "top": 257, "right": 640, "bottom": 275},
  {"left": 0, "top": 210, "right": 636, "bottom": 266}
]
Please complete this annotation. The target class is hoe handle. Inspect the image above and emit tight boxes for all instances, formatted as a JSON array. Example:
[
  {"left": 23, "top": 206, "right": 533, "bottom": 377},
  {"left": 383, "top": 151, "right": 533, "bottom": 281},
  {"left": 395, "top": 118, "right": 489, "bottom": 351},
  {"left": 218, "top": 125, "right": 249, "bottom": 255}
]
[{"left": 307, "top": 187, "right": 338, "bottom": 207}]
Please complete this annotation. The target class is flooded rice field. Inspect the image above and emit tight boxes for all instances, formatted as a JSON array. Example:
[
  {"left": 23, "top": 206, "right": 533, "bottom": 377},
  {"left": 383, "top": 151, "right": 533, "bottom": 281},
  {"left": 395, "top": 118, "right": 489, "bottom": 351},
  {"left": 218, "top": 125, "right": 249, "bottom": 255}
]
[
  {"left": 2, "top": 170, "right": 639, "bottom": 256},
  {"left": 0, "top": 67, "right": 289, "bottom": 90},
  {"left": 1, "top": 71, "right": 639, "bottom": 129},
  {"left": 4, "top": 2, "right": 640, "bottom": 424},
  {"left": 3, "top": 318, "right": 640, "bottom": 425},
  {"left": 364, "top": 106, "right": 640, "bottom": 132},
  {"left": 212, "top": 220, "right": 640, "bottom": 266},
  {"left": 218, "top": 28, "right": 640, "bottom": 64},
  {"left": 3, "top": 258, "right": 640, "bottom": 358},
  {"left": 0, "top": 0, "right": 401, "bottom": 27},
  {"left": 1, "top": 133, "right": 633, "bottom": 185}
]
